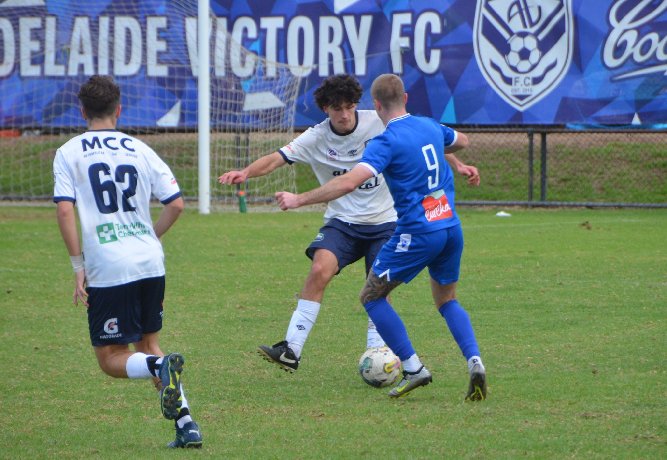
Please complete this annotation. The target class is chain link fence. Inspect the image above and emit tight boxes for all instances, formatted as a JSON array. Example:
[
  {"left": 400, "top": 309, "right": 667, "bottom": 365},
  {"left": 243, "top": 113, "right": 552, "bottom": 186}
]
[
  {"left": 1, "top": 127, "right": 665, "bottom": 208},
  {"left": 451, "top": 128, "right": 667, "bottom": 208}
]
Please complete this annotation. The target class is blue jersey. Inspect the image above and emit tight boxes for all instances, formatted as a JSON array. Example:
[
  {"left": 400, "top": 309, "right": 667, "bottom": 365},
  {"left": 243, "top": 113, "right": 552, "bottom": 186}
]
[{"left": 360, "top": 114, "right": 460, "bottom": 234}]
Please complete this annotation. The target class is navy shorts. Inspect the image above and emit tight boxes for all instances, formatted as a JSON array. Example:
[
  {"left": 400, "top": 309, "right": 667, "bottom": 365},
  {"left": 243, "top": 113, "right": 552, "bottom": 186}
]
[
  {"left": 372, "top": 224, "right": 463, "bottom": 285},
  {"left": 86, "top": 276, "right": 165, "bottom": 347},
  {"left": 306, "top": 218, "right": 397, "bottom": 274}
]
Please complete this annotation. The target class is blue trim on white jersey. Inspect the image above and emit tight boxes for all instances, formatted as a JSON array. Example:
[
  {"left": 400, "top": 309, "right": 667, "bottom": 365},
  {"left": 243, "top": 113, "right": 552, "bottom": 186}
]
[
  {"left": 160, "top": 191, "right": 183, "bottom": 205},
  {"left": 53, "top": 196, "right": 75, "bottom": 203},
  {"left": 277, "top": 149, "right": 294, "bottom": 165}
]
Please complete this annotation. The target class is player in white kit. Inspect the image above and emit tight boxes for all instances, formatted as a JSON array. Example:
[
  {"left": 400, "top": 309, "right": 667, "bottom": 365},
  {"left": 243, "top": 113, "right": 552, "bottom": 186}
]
[
  {"left": 218, "top": 74, "right": 479, "bottom": 373},
  {"left": 53, "top": 75, "right": 202, "bottom": 448}
]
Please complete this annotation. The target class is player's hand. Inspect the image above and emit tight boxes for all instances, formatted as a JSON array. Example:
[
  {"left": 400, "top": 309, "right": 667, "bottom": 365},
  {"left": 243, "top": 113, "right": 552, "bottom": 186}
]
[
  {"left": 218, "top": 170, "right": 247, "bottom": 185},
  {"left": 73, "top": 269, "right": 89, "bottom": 307},
  {"left": 459, "top": 164, "right": 480, "bottom": 186},
  {"left": 275, "top": 191, "right": 300, "bottom": 211}
]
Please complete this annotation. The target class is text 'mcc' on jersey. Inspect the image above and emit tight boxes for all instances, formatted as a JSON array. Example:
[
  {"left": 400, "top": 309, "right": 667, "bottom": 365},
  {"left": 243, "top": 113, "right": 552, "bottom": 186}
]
[
  {"left": 278, "top": 110, "right": 396, "bottom": 225},
  {"left": 360, "top": 114, "right": 461, "bottom": 234},
  {"left": 53, "top": 129, "right": 182, "bottom": 287}
]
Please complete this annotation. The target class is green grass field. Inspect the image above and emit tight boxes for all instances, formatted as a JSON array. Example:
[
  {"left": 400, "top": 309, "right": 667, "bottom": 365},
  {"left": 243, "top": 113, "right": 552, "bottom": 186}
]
[{"left": 1, "top": 207, "right": 665, "bottom": 458}]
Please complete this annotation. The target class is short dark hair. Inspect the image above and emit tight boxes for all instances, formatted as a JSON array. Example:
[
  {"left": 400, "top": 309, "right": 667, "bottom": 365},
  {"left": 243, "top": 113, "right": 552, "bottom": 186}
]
[
  {"left": 77, "top": 75, "right": 121, "bottom": 119},
  {"left": 313, "top": 74, "right": 362, "bottom": 111}
]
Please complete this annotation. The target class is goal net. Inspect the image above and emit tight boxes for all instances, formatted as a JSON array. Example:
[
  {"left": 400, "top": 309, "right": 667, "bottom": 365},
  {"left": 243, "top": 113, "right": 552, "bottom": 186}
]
[{"left": 0, "top": 0, "right": 301, "bottom": 209}]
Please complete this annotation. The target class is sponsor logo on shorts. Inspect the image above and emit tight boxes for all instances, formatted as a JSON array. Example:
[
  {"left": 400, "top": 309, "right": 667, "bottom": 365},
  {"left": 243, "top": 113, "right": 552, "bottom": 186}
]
[
  {"left": 314, "top": 232, "right": 324, "bottom": 242},
  {"left": 103, "top": 318, "right": 119, "bottom": 334},
  {"left": 396, "top": 233, "right": 411, "bottom": 252},
  {"left": 100, "top": 317, "right": 122, "bottom": 340}
]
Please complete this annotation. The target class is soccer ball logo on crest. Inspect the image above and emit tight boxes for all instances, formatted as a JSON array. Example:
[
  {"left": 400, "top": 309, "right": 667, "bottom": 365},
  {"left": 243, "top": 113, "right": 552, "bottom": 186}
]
[
  {"left": 358, "top": 346, "right": 401, "bottom": 388},
  {"left": 505, "top": 32, "right": 541, "bottom": 73}
]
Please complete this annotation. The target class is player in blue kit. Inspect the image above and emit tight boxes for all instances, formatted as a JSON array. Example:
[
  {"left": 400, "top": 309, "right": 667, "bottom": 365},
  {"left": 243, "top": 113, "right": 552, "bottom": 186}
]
[
  {"left": 53, "top": 75, "right": 203, "bottom": 447},
  {"left": 276, "top": 73, "right": 487, "bottom": 400},
  {"left": 220, "top": 74, "right": 479, "bottom": 375}
]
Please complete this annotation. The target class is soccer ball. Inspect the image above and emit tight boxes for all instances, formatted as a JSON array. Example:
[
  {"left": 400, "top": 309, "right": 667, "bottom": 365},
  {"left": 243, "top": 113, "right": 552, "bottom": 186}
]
[
  {"left": 505, "top": 33, "right": 541, "bottom": 73},
  {"left": 358, "top": 346, "right": 402, "bottom": 388}
]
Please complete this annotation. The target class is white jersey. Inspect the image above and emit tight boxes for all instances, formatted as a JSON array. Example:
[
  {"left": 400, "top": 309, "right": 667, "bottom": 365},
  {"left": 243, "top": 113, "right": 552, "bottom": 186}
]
[
  {"left": 53, "top": 129, "right": 181, "bottom": 287},
  {"left": 279, "top": 110, "right": 396, "bottom": 225}
]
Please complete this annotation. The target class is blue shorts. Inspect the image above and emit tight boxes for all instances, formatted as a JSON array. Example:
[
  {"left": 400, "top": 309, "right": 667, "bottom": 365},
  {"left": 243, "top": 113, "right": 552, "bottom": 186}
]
[
  {"left": 372, "top": 225, "right": 463, "bottom": 285},
  {"left": 306, "top": 218, "right": 396, "bottom": 274},
  {"left": 86, "top": 276, "right": 165, "bottom": 347}
]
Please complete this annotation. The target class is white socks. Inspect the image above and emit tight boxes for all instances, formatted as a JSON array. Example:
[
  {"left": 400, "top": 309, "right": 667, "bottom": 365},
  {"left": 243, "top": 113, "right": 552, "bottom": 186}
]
[
  {"left": 286, "top": 299, "right": 321, "bottom": 358},
  {"left": 402, "top": 354, "right": 424, "bottom": 373},
  {"left": 176, "top": 386, "right": 192, "bottom": 428},
  {"left": 125, "top": 352, "right": 154, "bottom": 379},
  {"left": 468, "top": 356, "right": 485, "bottom": 373},
  {"left": 366, "top": 318, "right": 385, "bottom": 348}
]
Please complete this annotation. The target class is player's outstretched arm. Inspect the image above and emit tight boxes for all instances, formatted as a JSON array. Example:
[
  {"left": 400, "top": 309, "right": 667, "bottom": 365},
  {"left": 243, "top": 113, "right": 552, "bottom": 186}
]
[
  {"left": 218, "top": 151, "right": 286, "bottom": 185},
  {"left": 275, "top": 164, "right": 373, "bottom": 211}
]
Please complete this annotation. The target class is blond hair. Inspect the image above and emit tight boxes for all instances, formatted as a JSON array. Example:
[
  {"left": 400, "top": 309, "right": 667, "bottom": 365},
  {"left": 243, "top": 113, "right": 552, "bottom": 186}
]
[{"left": 370, "top": 74, "right": 405, "bottom": 110}]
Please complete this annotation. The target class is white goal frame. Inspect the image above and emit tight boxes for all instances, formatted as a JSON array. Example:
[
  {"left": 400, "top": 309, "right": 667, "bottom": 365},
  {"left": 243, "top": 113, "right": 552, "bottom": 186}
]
[
  {"left": 0, "top": 0, "right": 302, "bottom": 212},
  {"left": 198, "top": 0, "right": 210, "bottom": 214}
]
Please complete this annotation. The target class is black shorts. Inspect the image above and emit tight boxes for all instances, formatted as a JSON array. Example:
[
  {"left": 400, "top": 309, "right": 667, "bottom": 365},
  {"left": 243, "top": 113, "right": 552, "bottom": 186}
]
[
  {"left": 86, "top": 276, "right": 165, "bottom": 347},
  {"left": 305, "top": 218, "right": 397, "bottom": 274}
]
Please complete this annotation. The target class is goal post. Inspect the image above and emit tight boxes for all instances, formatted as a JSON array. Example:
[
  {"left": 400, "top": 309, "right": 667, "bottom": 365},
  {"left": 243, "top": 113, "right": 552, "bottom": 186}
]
[
  {"left": 0, "top": 0, "right": 302, "bottom": 211},
  {"left": 198, "top": 0, "right": 210, "bottom": 214}
]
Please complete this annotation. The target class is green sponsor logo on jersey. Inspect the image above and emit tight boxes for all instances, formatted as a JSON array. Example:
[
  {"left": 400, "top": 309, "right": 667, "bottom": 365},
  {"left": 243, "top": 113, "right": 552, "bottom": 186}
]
[
  {"left": 96, "top": 221, "right": 151, "bottom": 244},
  {"left": 96, "top": 223, "right": 118, "bottom": 244}
]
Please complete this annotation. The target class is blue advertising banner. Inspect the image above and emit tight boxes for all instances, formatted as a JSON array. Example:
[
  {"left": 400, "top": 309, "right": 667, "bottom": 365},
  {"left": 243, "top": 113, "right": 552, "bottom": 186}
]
[{"left": 0, "top": 0, "right": 666, "bottom": 128}]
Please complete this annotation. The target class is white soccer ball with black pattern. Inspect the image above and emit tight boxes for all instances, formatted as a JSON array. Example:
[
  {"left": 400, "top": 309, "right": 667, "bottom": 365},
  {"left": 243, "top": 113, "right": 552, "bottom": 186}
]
[{"left": 358, "top": 346, "right": 402, "bottom": 388}]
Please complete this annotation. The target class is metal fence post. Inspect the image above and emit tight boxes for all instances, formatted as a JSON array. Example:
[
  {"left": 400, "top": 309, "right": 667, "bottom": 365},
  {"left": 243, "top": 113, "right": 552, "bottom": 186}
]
[
  {"left": 540, "top": 131, "right": 548, "bottom": 202},
  {"left": 528, "top": 130, "right": 534, "bottom": 202}
]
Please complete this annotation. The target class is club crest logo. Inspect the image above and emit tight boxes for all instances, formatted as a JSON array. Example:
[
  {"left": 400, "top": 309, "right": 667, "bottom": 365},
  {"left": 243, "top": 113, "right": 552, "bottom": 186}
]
[{"left": 474, "top": 0, "right": 574, "bottom": 111}]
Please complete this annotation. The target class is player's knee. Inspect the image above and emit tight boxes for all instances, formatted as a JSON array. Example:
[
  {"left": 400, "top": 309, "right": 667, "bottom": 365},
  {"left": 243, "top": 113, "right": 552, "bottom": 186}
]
[
  {"left": 96, "top": 358, "right": 118, "bottom": 377},
  {"left": 309, "top": 261, "right": 336, "bottom": 284},
  {"left": 434, "top": 293, "right": 456, "bottom": 309},
  {"left": 94, "top": 346, "right": 129, "bottom": 378},
  {"left": 359, "top": 287, "right": 378, "bottom": 306}
]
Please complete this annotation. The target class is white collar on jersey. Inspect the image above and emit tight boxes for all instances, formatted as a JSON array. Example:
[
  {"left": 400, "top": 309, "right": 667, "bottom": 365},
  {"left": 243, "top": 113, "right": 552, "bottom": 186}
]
[{"left": 386, "top": 113, "right": 411, "bottom": 125}]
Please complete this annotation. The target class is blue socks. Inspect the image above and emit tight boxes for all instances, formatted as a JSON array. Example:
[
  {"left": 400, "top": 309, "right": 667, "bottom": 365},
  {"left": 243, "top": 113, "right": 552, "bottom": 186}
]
[
  {"left": 438, "top": 299, "right": 480, "bottom": 360},
  {"left": 364, "top": 298, "right": 415, "bottom": 361},
  {"left": 364, "top": 298, "right": 481, "bottom": 364}
]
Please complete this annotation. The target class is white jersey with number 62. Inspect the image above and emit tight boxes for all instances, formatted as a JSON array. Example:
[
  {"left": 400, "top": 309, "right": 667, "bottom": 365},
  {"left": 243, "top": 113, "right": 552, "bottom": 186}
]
[{"left": 53, "top": 129, "right": 181, "bottom": 287}]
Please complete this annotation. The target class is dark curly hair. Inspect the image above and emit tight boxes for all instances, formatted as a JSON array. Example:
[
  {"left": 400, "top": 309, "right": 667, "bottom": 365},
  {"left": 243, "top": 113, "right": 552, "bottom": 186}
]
[
  {"left": 313, "top": 74, "right": 362, "bottom": 111},
  {"left": 77, "top": 75, "right": 121, "bottom": 119}
]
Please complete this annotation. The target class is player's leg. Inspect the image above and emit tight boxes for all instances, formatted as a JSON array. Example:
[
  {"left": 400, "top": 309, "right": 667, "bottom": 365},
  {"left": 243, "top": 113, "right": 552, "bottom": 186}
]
[
  {"left": 257, "top": 248, "right": 338, "bottom": 371},
  {"left": 138, "top": 277, "right": 202, "bottom": 448},
  {"left": 133, "top": 333, "right": 163, "bottom": 390},
  {"left": 88, "top": 282, "right": 156, "bottom": 379},
  {"left": 429, "top": 225, "right": 487, "bottom": 401},
  {"left": 259, "top": 219, "right": 361, "bottom": 371},
  {"left": 300, "top": 247, "right": 339, "bottom": 302},
  {"left": 360, "top": 233, "right": 437, "bottom": 397},
  {"left": 360, "top": 271, "right": 432, "bottom": 398},
  {"left": 93, "top": 344, "right": 137, "bottom": 377},
  {"left": 363, "top": 222, "right": 396, "bottom": 348}
]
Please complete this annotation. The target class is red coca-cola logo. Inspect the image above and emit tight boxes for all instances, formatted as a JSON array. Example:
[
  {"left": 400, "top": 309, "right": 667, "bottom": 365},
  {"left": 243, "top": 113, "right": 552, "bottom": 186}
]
[{"left": 422, "top": 195, "right": 452, "bottom": 221}]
